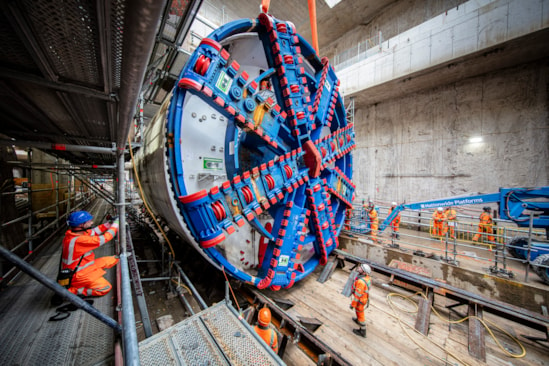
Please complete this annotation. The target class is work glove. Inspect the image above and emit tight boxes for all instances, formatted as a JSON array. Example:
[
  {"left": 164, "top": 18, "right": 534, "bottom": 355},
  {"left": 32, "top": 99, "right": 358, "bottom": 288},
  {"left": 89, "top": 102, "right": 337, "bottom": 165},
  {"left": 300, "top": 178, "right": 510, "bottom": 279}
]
[
  {"left": 107, "top": 215, "right": 119, "bottom": 223},
  {"left": 349, "top": 304, "right": 354, "bottom": 310}
]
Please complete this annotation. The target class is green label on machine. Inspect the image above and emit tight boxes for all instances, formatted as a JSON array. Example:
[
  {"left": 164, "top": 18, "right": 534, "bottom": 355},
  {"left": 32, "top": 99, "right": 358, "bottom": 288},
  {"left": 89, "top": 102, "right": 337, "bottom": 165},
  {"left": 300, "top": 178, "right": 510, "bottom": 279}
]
[
  {"left": 216, "top": 70, "right": 233, "bottom": 94},
  {"left": 204, "top": 157, "right": 223, "bottom": 170},
  {"left": 279, "top": 255, "right": 289, "bottom": 267}
]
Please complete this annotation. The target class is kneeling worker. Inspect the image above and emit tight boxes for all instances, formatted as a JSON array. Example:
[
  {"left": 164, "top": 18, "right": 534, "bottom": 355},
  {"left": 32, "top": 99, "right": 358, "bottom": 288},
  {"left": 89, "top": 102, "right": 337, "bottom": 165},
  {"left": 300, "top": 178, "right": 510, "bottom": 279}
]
[
  {"left": 254, "top": 307, "right": 279, "bottom": 353},
  {"left": 350, "top": 263, "right": 372, "bottom": 338},
  {"left": 62, "top": 211, "right": 120, "bottom": 297}
]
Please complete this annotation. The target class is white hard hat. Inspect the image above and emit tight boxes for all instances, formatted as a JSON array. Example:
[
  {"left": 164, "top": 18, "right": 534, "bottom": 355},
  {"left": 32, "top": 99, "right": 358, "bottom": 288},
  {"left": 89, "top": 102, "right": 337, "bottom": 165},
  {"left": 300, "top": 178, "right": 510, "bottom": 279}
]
[
  {"left": 391, "top": 202, "right": 397, "bottom": 206},
  {"left": 360, "top": 263, "right": 371, "bottom": 274},
  {"left": 437, "top": 207, "right": 443, "bottom": 212}
]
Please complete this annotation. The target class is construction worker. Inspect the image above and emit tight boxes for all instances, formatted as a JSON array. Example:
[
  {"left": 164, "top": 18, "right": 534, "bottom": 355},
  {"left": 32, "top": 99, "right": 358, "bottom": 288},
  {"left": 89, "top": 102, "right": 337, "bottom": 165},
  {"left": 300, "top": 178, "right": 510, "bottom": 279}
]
[
  {"left": 473, "top": 207, "right": 495, "bottom": 243},
  {"left": 432, "top": 207, "right": 447, "bottom": 237},
  {"left": 361, "top": 199, "right": 368, "bottom": 217},
  {"left": 388, "top": 202, "right": 401, "bottom": 239},
  {"left": 344, "top": 208, "right": 352, "bottom": 230},
  {"left": 61, "top": 211, "right": 120, "bottom": 297},
  {"left": 367, "top": 201, "right": 378, "bottom": 242},
  {"left": 350, "top": 263, "right": 371, "bottom": 338},
  {"left": 254, "top": 307, "right": 278, "bottom": 353},
  {"left": 444, "top": 206, "right": 457, "bottom": 239},
  {"left": 258, "top": 76, "right": 275, "bottom": 101}
]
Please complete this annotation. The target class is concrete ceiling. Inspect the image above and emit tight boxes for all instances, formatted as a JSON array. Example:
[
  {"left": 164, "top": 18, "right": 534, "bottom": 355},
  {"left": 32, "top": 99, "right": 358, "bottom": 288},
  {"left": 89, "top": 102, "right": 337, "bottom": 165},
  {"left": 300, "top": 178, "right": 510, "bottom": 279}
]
[
  {"left": 349, "top": 28, "right": 549, "bottom": 109},
  {"left": 212, "top": 0, "right": 396, "bottom": 51}
]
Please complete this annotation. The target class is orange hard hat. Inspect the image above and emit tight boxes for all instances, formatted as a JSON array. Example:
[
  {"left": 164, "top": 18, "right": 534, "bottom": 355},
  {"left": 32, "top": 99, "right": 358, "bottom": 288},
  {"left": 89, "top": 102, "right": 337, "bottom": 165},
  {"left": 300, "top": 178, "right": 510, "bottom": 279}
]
[{"left": 258, "top": 307, "right": 271, "bottom": 326}]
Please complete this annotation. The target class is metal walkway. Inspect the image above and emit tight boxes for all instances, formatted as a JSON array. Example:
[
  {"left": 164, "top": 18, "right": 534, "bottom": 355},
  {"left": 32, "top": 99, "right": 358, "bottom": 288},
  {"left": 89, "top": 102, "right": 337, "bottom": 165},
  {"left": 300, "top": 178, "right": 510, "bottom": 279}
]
[
  {"left": 139, "top": 302, "right": 284, "bottom": 366},
  {"left": 0, "top": 240, "right": 117, "bottom": 366},
  {"left": 0, "top": 199, "right": 118, "bottom": 365}
]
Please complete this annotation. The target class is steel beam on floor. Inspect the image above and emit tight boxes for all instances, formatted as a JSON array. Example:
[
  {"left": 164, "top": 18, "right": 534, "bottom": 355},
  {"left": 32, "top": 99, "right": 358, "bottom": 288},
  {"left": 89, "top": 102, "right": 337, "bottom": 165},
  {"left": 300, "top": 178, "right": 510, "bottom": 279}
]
[
  {"left": 468, "top": 303, "right": 486, "bottom": 361},
  {"left": 240, "top": 286, "right": 353, "bottom": 366},
  {"left": 414, "top": 290, "right": 433, "bottom": 335},
  {"left": 333, "top": 249, "right": 549, "bottom": 335}
]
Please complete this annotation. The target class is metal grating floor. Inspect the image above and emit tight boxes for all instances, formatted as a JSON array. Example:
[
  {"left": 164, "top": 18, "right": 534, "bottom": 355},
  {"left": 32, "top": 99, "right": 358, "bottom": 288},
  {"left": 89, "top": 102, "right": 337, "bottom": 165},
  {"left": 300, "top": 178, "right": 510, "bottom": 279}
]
[
  {"left": 0, "top": 238, "right": 117, "bottom": 366},
  {"left": 139, "top": 302, "right": 285, "bottom": 366}
]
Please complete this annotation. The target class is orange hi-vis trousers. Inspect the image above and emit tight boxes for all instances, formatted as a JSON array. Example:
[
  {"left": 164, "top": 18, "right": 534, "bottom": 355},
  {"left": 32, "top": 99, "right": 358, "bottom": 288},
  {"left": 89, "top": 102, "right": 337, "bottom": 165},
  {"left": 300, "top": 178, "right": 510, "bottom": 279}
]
[
  {"left": 473, "top": 212, "right": 494, "bottom": 242},
  {"left": 68, "top": 256, "right": 119, "bottom": 297}
]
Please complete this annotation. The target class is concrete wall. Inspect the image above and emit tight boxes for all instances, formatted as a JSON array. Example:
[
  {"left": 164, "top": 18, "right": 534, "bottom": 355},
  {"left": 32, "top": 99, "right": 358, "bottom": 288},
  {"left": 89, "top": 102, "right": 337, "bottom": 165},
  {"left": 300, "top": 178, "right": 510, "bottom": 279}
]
[
  {"left": 352, "top": 60, "right": 549, "bottom": 202},
  {"left": 337, "top": 0, "right": 549, "bottom": 95},
  {"left": 339, "top": 235, "right": 549, "bottom": 313},
  {"left": 324, "top": 0, "right": 468, "bottom": 60}
]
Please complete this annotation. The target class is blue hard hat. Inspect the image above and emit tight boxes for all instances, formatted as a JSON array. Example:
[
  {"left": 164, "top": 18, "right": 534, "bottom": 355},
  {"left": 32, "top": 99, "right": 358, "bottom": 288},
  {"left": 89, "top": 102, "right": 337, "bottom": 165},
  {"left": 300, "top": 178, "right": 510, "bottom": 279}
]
[{"left": 67, "top": 211, "right": 93, "bottom": 227}]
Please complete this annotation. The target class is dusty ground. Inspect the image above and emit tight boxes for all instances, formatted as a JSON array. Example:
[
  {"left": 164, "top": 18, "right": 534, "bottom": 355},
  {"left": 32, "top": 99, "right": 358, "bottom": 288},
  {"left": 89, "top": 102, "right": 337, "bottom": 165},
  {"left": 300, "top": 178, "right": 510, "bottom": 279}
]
[{"left": 128, "top": 219, "right": 225, "bottom": 341}]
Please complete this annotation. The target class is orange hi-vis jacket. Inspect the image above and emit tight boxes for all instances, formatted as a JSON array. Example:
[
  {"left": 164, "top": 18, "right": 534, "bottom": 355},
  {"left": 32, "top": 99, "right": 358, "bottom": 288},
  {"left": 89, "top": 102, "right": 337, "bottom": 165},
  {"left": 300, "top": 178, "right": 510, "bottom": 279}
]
[
  {"left": 445, "top": 208, "right": 457, "bottom": 221},
  {"left": 432, "top": 211, "right": 447, "bottom": 236},
  {"left": 351, "top": 275, "right": 371, "bottom": 308},
  {"left": 344, "top": 208, "right": 352, "bottom": 230},
  {"left": 62, "top": 222, "right": 119, "bottom": 282},
  {"left": 432, "top": 211, "right": 446, "bottom": 223},
  {"left": 368, "top": 209, "right": 378, "bottom": 225},
  {"left": 479, "top": 212, "right": 493, "bottom": 226},
  {"left": 254, "top": 324, "right": 279, "bottom": 353},
  {"left": 351, "top": 274, "right": 371, "bottom": 325},
  {"left": 473, "top": 211, "right": 494, "bottom": 242},
  {"left": 388, "top": 207, "right": 401, "bottom": 230}
]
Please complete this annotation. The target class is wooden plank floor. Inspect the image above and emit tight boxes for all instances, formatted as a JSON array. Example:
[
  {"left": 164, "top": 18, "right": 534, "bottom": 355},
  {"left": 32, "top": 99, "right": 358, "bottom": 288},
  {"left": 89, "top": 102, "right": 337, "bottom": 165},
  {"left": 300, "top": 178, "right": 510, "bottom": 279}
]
[{"left": 262, "top": 263, "right": 549, "bottom": 366}]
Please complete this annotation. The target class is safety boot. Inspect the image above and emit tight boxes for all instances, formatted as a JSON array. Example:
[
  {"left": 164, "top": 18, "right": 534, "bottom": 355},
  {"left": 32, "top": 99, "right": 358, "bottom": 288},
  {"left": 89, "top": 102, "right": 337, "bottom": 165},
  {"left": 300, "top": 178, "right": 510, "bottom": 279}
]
[
  {"left": 352, "top": 327, "right": 366, "bottom": 338},
  {"left": 352, "top": 317, "right": 360, "bottom": 325}
]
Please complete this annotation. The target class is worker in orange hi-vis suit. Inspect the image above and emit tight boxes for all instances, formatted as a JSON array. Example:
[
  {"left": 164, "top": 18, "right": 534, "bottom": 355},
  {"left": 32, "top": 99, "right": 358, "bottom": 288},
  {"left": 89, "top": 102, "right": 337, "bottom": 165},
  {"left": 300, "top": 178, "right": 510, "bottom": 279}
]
[
  {"left": 367, "top": 202, "right": 378, "bottom": 242},
  {"left": 432, "top": 207, "right": 447, "bottom": 237},
  {"left": 350, "top": 263, "right": 372, "bottom": 338},
  {"left": 254, "top": 307, "right": 279, "bottom": 353},
  {"left": 388, "top": 202, "right": 401, "bottom": 239},
  {"left": 344, "top": 208, "right": 352, "bottom": 230},
  {"left": 62, "top": 211, "right": 120, "bottom": 297},
  {"left": 473, "top": 207, "right": 495, "bottom": 243},
  {"left": 444, "top": 206, "right": 457, "bottom": 238}
]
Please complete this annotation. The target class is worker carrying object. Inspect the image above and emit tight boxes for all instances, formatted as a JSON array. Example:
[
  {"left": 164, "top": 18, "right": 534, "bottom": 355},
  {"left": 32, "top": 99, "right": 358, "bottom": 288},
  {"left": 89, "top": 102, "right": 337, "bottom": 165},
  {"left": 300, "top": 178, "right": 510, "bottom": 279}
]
[
  {"left": 367, "top": 201, "right": 378, "bottom": 242},
  {"left": 388, "top": 202, "right": 401, "bottom": 239},
  {"left": 61, "top": 211, "right": 120, "bottom": 297},
  {"left": 254, "top": 307, "right": 279, "bottom": 353},
  {"left": 432, "top": 207, "right": 447, "bottom": 237},
  {"left": 473, "top": 207, "right": 495, "bottom": 243},
  {"left": 349, "top": 263, "right": 371, "bottom": 338},
  {"left": 444, "top": 206, "right": 457, "bottom": 239}
]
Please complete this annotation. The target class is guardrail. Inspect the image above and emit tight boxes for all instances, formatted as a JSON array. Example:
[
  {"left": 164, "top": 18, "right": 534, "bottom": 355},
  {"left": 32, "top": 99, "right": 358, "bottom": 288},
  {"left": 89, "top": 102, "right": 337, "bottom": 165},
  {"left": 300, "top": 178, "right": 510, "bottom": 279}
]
[{"left": 343, "top": 205, "right": 548, "bottom": 282}]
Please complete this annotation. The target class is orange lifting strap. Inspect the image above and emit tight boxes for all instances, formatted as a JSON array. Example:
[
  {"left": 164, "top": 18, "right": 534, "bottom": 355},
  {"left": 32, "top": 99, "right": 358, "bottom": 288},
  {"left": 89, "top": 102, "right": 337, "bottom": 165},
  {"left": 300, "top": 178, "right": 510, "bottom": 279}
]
[
  {"left": 261, "top": 0, "right": 270, "bottom": 13},
  {"left": 308, "top": 0, "right": 319, "bottom": 54},
  {"left": 260, "top": 0, "right": 319, "bottom": 54}
]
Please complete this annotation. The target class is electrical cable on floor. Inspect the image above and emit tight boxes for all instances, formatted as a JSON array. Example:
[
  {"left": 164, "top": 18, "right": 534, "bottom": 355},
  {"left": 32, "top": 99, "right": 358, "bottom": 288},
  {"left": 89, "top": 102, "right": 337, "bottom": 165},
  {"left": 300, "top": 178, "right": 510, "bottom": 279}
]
[
  {"left": 414, "top": 291, "right": 527, "bottom": 359},
  {"left": 373, "top": 290, "right": 527, "bottom": 366},
  {"left": 170, "top": 277, "right": 193, "bottom": 298},
  {"left": 381, "top": 293, "right": 471, "bottom": 366}
]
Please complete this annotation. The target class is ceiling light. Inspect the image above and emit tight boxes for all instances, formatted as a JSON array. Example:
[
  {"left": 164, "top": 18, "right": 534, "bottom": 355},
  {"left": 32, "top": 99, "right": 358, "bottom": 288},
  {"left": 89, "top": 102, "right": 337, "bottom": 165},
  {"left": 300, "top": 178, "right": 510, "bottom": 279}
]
[
  {"left": 469, "top": 136, "right": 483, "bottom": 143},
  {"left": 324, "top": 0, "right": 342, "bottom": 8}
]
